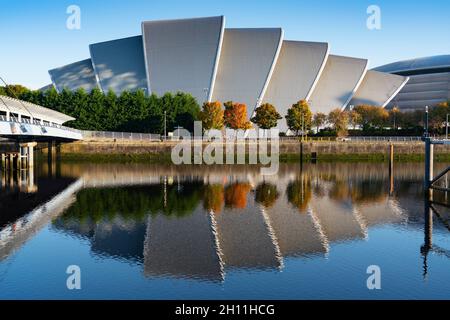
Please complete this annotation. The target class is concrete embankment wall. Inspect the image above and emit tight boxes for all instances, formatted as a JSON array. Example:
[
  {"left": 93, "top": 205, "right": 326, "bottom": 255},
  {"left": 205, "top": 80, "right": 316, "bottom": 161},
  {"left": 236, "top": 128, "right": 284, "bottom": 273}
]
[{"left": 58, "top": 140, "right": 450, "bottom": 160}]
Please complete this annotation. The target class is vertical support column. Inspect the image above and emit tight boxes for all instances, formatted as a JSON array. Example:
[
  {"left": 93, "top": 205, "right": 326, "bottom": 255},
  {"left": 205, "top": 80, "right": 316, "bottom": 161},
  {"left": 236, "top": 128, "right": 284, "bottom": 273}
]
[
  {"left": 389, "top": 144, "right": 394, "bottom": 195},
  {"left": 421, "top": 194, "right": 433, "bottom": 279},
  {"left": 47, "top": 141, "right": 57, "bottom": 178},
  {"left": 19, "top": 145, "right": 26, "bottom": 170},
  {"left": 56, "top": 142, "right": 61, "bottom": 161},
  {"left": 9, "top": 154, "right": 14, "bottom": 172},
  {"left": 12, "top": 153, "right": 18, "bottom": 171},
  {"left": 28, "top": 144, "right": 34, "bottom": 168},
  {"left": 19, "top": 142, "right": 37, "bottom": 170}
]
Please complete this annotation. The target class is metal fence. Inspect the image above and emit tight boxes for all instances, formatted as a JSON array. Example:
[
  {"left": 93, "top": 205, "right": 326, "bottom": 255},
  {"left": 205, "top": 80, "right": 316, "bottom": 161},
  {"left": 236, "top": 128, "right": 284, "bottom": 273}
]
[
  {"left": 81, "top": 130, "right": 161, "bottom": 141},
  {"left": 347, "top": 136, "right": 423, "bottom": 142}
]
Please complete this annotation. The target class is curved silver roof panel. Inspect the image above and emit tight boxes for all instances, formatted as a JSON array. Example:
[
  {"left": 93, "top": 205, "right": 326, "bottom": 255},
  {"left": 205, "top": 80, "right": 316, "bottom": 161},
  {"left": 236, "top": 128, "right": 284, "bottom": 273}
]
[
  {"left": 49, "top": 59, "right": 99, "bottom": 93},
  {"left": 349, "top": 70, "right": 409, "bottom": 108},
  {"left": 142, "top": 16, "right": 225, "bottom": 103},
  {"left": 89, "top": 36, "right": 148, "bottom": 94},
  {"left": 263, "top": 40, "right": 329, "bottom": 131},
  {"left": 211, "top": 28, "right": 283, "bottom": 117},
  {"left": 309, "top": 55, "right": 368, "bottom": 113},
  {"left": 374, "top": 55, "right": 450, "bottom": 74}
]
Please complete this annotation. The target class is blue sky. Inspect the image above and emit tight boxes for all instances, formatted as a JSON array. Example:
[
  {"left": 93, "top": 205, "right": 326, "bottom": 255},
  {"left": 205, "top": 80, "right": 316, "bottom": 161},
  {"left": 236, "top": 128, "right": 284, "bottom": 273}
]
[{"left": 1, "top": 0, "right": 449, "bottom": 89}]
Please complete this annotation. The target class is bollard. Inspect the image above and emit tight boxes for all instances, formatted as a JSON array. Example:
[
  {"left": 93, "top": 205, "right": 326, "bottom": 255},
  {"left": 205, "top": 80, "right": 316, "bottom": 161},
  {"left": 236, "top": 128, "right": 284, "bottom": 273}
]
[
  {"left": 389, "top": 144, "right": 394, "bottom": 195},
  {"left": 424, "top": 138, "right": 434, "bottom": 191}
]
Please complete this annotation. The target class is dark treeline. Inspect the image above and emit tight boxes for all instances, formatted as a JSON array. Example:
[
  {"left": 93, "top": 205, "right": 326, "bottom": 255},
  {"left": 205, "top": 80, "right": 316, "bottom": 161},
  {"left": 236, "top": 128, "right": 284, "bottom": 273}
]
[{"left": 1, "top": 85, "right": 200, "bottom": 133}]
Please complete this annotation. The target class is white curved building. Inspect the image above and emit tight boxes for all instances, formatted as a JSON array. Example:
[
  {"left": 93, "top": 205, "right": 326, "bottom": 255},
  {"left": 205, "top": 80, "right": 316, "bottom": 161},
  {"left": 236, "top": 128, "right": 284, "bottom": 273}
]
[
  {"left": 348, "top": 70, "right": 409, "bottom": 108},
  {"left": 263, "top": 40, "right": 329, "bottom": 131},
  {"left": 142, "top": 16, "right": 225, "bottom": 103},
  {"left": 374, "top": 55, "right": 450, "bottom": 111},
  {"left": 211, "top": 28, "right": 283, "bottom": 117},
  {"left": 49, "top": 59, "right": 99, "bottom": 93},
  {"left": 47, "top": 16, "right": 409, "bottom": 131},
  {"left": 89, "top": 35, "right": 148, "bottom": 94},
  {"left": 308, "top": 55, "right": 368, "bottom": 113}
]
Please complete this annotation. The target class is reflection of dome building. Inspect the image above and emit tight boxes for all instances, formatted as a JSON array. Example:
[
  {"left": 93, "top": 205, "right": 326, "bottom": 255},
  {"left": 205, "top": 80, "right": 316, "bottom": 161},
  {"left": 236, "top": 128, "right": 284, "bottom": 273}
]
[
  {"left": 374, "top": 55, "right": 450, "bottom": 111},
  {"left": 47, "top": 16, "right": 408, "bottom": 131}
]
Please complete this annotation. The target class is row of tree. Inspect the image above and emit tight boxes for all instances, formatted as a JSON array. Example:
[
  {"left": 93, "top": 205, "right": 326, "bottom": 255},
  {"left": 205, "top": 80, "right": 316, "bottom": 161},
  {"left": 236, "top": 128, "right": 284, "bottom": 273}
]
[
  {"left": 1, "top": 85, "right": 449, "bottom": 136},
  {"left": 313, "top": 103, "right": 450, "bottom": 136},
  {"left": 1, "top": 86, "right": 200, "bottom": 133},
  {"left": 201, "top": 99, "right": 450, "bottom": 136}
]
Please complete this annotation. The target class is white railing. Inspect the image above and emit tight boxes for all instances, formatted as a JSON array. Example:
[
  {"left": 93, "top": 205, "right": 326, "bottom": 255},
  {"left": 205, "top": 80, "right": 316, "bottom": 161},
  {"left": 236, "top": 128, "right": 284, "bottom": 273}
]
[
  {"left": 348, "top": 136, "right": 422, "bottom": 142},
  {"left": 81, "top": 130, "right": 161, "bottom": 141},
  {"left": 0, "top": 118, "right": 83, "bottom": 140}
]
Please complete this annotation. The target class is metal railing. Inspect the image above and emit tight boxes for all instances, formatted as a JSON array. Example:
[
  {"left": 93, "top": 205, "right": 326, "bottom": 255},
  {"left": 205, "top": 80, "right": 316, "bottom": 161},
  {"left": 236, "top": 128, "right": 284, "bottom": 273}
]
[
  {"left": 81, "top": 130, "right": 161, "bottom": 141},
  {"left": 347, "top": 136, "right": 423, "bottom": 142}
]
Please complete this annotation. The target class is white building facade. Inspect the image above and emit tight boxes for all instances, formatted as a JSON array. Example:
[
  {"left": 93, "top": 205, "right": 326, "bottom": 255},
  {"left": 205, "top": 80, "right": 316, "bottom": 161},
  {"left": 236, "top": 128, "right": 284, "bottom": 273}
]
[{"left": 47, "top": 16, "right": 409, "bottom": 131}]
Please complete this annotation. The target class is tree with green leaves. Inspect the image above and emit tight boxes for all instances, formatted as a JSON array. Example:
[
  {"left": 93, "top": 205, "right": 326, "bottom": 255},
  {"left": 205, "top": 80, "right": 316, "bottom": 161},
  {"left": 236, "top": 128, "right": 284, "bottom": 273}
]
[
  {"left": 199, "top": 101, "right": 224, "bottom": 130},
  {"left": 327, "top": 108, "right": 349, "bottom": 137},
  {"left": 250, "top": 103, "right": 282, "bottom": 129},
  {"left": 348, "top": 109, "right": 362, "bottom": 130},
  {"left": 353, "top": 105, "right": 389, "bottom": 130},
  {"left": 312, "top": 112, "right": 327, "bottom": 133},
  {"left": 285, "top": 100, "right": 312, "bottom": 135}
]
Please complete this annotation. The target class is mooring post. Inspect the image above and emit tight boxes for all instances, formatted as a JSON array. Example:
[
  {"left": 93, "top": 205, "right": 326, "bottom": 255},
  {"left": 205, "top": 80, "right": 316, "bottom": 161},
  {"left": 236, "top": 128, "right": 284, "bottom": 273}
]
[
  {"left": 421, "top": 193, "right": 433, "bottom": 279},
  {"left": 300, "top": 141, "right": 303, "bottom": 163},
  {"left": 389, "top": 144, "right": 394, "bottom": 195},
  {"left": 424, "top": 137, "right": 434, "bottom": 191}
]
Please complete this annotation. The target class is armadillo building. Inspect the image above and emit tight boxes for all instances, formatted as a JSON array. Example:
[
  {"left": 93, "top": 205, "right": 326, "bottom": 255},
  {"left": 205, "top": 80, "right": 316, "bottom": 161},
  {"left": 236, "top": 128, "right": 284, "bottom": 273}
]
[
  {"left": 47, "top": 16, "right": 409, "bottom": 131},
  {"left": 374, "top": 55, "right": 450, "bottom": 111}
]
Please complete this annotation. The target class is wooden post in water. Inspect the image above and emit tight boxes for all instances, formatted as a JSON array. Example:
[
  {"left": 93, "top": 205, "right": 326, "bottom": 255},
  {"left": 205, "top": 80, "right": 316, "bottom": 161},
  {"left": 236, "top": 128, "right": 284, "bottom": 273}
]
[
  {"left": 424, "top": 137, "right": 434, "bottom": 194},
  {"left": 389, "top": 144, "right": 394, "bottom": 195},
  {"left": 1, "top": 153, "right": 5, "bottom": 171}
]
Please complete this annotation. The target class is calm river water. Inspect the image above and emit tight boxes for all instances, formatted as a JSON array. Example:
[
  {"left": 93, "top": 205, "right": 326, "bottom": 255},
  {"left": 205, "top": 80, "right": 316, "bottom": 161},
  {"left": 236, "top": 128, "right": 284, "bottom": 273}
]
[{"left": 0, "top": 161, "right": 449, "bottom": 299}]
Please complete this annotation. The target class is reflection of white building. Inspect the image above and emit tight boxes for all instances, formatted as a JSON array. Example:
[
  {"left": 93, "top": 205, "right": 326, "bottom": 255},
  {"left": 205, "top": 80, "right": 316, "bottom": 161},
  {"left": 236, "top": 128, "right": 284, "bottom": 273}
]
[
  {"left": 143, "top": 206, "right": 224, "bottom": 282},
  {"left": 46, "top": 16, "right": 408, "bottom": 131},
  {"left": 214, "top": 193, "right": 282, "bottom": 271}
]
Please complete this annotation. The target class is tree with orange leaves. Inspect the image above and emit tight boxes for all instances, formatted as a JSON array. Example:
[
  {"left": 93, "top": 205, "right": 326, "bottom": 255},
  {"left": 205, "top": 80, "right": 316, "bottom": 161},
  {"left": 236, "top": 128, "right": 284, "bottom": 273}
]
[
  {"left": 203, "top": 184, "right": 224, "bottom": 214},
  {"left": 223, "top": 101, "right": 252, "bottom": 130},
  {"left": 224, "top": 182, "right": 252, "bottom": 209}
]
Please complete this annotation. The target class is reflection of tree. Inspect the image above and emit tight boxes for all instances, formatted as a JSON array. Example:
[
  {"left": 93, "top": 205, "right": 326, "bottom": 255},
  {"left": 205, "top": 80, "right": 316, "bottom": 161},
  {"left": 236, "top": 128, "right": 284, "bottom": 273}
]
[
  {"left": 328, "top": 181, "right": 350, "bottom": 201},
  {"left": 60, "top": 182, "right": 204, "bottom": 224},
  {"left": 287, "top": 177, "right": 312, "bottom": 212},
  {"left": 255, "top": 182, "right": 279, "bottom": 208},
  {"left": 160, "top": 181, "right": 204, "bottom": 216},
  {"left": 224, "top": 182, "right": 252, "bottom": 209},
  {"left": 203, "top": 184, "right": 224, "bottom": 214}
]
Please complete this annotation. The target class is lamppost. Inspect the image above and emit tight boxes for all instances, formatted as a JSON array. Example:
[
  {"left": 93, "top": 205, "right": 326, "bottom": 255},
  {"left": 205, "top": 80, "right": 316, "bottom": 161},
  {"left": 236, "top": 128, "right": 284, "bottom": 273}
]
[
  {"left": 203, "top": 88, "right": 209, "bottom": 103},
  {"left": 301, "top": 112, "right": 305, "bottom": 141},
  {"left": 164, "top": 110, "right": 167, "bottom": 141},
  {"left": 446, "top": 113, "right": 449, "bottom": 140}
]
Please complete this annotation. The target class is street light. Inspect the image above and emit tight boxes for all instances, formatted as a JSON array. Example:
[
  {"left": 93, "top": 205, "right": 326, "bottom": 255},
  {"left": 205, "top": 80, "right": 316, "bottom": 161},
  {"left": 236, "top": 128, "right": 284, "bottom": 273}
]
[
  {"left": 164, "top": 110, "right": 167, "bottom": 141},
  {"left": 424, "top": 106, "right": 429, "bottom": 138},
  {"left": 203, "top": 88, "right": 209, "bottom": 103}
]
